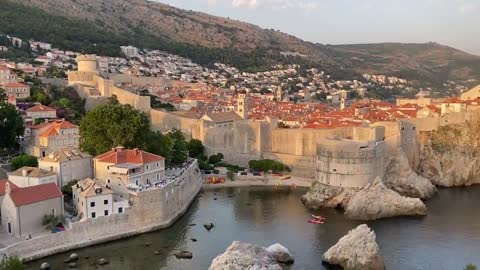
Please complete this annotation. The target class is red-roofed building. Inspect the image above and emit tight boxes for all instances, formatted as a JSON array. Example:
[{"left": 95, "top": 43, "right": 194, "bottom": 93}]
[
  {"left": 1, "top": 182, "right": 63, "bottom": 238},
  {"left": 26, "top": 104, "right": 57, "bottom": 120},
  {"left": 3, "top": 82, "right": 30, "bottom": 99},
  {"left": 23, "top": 119, "right": 80, "bottom": 158},
  {"left": 94, "top": 146, "right": 166, "bottom": 195}
]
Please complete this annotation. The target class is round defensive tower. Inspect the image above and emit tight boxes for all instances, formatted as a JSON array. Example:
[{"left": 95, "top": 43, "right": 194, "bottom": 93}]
[{"left": 76, "top": 54, "right": 98, "bottom": 73}]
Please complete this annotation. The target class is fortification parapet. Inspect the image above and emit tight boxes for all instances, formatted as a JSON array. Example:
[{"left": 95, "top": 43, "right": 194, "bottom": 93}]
[
  {"left": 315, "top": 138, "right": 385, "bottom": 188},
  {"left": 76, "top": 54, "right": 98, "bottom": 73}
]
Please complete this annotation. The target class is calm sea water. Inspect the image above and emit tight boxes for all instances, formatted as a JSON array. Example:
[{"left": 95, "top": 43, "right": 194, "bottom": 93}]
[{"left": 28, "top": 186, "right": 480, "bottom": 270}]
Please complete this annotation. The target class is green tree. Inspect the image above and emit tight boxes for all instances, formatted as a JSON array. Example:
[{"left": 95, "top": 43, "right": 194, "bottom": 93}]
[
  {"left": 187, "top": 139, "right": 204, "bottom": 158},
  {"left": 10, "top": 155, "right": 38, "bottom": 170},
  {"left": 208, "top": 153, "right": 224, "bottom": 165},
  {"left": 0, "top": 89, "right": 24, "bottom": 149},
  {"left": 79, "top": 103, "right": 150, "bottom": 156},
  {"left": 167, "top": 129, "right": 188, "bottom": 166},
  {"left": 61, "top": 180, "right": 79, "bottom": 198},
  {"left": 248, "top": 159, "right": 289, "bottom": 172},
  {"left": 55, "top": 97, "right": 72, "bottom": 109},
  {"left": 144, "top": 131, "right": 174, "bottom": 166},
  {"left": 0, "top": 256, "right": 25, "bottom": 270},
  {"left": 465, "top": 264, "right": 477, "bottom": 270}
]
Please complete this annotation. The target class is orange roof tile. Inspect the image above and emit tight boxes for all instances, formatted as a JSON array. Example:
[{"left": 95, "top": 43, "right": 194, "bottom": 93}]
[
  {"left": 3, "top": 82, "right": 28, "bottom": 88},
  {"left": 95, "top": 147, "right": 164, "bottom": 164},
  {"left": 27, "top": 104, "right": 56, "bottom": 112},
  {"left": 9, "top": 183, "right": 63, "bottom": 206}
]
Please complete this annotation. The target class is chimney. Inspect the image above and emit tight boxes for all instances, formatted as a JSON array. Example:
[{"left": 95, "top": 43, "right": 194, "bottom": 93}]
[
  {"left": 133, "top": 148, "right": 139, "bottom": 155},
  {"left": 116, "top": 146, "right": 125, "bottom": 152},
  {"left": 5, "top": 182, "right": 11, "bottom": 195},
  {"left": 22, "top": 169, "right": 28, "bottom": 177}
]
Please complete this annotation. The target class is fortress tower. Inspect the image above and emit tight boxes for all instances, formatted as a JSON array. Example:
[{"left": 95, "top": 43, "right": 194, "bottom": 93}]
[
  {"left": 76, "top": 54, "right": 98, "bottom": 74},
  {"left": 235, "top": 91, "right": 248, "bottom": 120}
]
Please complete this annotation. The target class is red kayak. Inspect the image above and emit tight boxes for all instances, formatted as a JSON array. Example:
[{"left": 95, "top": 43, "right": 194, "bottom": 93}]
[{"left": 308, "top": 219, "right": 325, "bottom": 224}]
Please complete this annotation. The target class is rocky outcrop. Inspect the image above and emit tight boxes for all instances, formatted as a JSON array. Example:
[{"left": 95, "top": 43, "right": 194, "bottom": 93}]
[
  {"left": 419, "top": 130, "right": 480, "bottom": 187},
  {"left": 209, "top": 241, "right": 292, "bottom": 270},
  {"left": 345, "top": 178, "right": 427, "bottom": 220},
  {"left": 301, "top": 181, "right": 356, "bottom": 209},
  {"left": 265, "top": 243, "right": 294, "bottom": 264},
  {"left": 323, "top": 224, "right": 384, "bottom": 270},
  {"left": 383, "top": 149, "right": 437, "bottom": 199}
]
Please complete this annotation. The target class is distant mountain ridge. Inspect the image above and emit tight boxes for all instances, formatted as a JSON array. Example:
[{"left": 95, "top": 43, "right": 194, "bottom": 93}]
[{"left": 2, "top": 0, "right": 480, "bottom": 84}]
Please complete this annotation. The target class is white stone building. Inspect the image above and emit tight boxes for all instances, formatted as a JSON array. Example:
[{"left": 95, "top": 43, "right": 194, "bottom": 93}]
[
  {"left": 25, "top": 104, "right": 57, "bottom": 120},
  {"left": 39, "top": 148, "right": 93, "bottom": 187},
  {"left": 72, "top": 178, "right": 129, "bottom": 220},
  {"left": 94, "top": 147, "right": 166, "bottom": 195},
  {"left": 1, "top": 182, "right": 63, "bottom": 238},
  {"left": 8, "top": 167, "right": 57, "bottom": 188}
]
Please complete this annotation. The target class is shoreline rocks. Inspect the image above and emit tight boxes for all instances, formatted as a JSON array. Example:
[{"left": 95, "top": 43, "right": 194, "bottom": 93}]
[
  {"left": 209, "top": 241, "right": 293, "bottom": 270},
  {"left": 384, "top": 149, "right": 437, "bottom": 199},
  {"left": 266, "top": 243, "right": 294, "bottom": 265},
  {"left": 323, "top": 224, "right": 384, "bottom": 270},
  {"left": 301, "top": 181, "right": 356, "bottom": 209},
  {"left": 345, "top": 178, "right": 427, "bottom": 220}
]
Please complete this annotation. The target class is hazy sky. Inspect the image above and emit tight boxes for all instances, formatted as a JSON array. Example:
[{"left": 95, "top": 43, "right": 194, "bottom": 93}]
[{"left": 155, "top": 0, "right": 480, "bottom": 55}]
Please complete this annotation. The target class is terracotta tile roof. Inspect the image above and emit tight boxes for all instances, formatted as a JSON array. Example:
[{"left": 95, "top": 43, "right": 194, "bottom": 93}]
[
  {"left": 75, "top": 178, "right": 113, "bottom": 198},
  {"left": 39, "top": 119, "right": 78, "bottom": 137},
  {"left": 9, "top": 166, "right": 56, "bottom": 178},
  {"left": 3, "top": 82, "right": 28, "bottom": 88},
  {"left": 0, "top": 180, "right": 18, "bottom": 196},
  {"left": 9, "top": 183, "right": 63, "bottom": 206},
  {"left": 95, "top": 147, "right": 164, "bottom": 164},
  {"left": 27, "top": 104, "right": 56, "bottom": 112}
]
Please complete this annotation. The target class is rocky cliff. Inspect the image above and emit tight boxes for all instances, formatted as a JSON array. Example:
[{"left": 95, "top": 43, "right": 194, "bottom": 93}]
[
  {"left": 323, "top": 224, "right": 385, "bottom": 270},
  {"left": 345, "top": 178, "right": 427, "bottom": 220},
  {"left": 418, "top": 122, "right": 480, "bottom": 187},
  {"left": 383, "top": 148, "right": 437, "bottom": 199},
  {"left": 301, "top": 181, "right": 356, "bottom": 209}
]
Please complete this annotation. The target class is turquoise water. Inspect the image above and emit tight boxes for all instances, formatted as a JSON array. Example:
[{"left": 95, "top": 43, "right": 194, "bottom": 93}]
[{"left": 28, "top": 186, "right": 480, "bottom": 270}]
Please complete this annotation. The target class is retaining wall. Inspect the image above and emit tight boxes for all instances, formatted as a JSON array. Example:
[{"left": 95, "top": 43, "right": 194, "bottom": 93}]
[{"left": 0, "top": 161, "right": 202, "bottom": 262}]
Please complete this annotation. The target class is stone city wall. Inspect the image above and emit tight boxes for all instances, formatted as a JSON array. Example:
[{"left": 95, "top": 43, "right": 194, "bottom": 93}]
[
  {"left": 0, "top": 161, "right": 202, "bottom": 262},
  {"left": 107, "top": 74, "right": 173, "bottom": 88},
  {"left": 315, "top": 140, "right": 386, "bottom": 188}
]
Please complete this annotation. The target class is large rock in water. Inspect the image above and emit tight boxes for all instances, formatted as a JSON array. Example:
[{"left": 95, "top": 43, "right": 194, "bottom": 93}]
[
  {"left": 383, "top": 149, "right": 437, "bottom": 199},
  {"left": 266, "top": 243, "right": 294, "bottom": 264},
  {"left": 301, "top": 181, "right": 356, "bottom": 209},
  {"left": 323, "top": 224, "right": 385, "bottom": 270},
  {"left": 345, "top": 178, "right": 427, "bottom": 220},
  {"left": 208, "top": 241, "right": 282, "bottom": 270}
]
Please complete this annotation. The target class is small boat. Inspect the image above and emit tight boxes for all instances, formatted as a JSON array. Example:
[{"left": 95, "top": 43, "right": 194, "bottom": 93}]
[
  {"left": 280, "top": 176, "right": 291, "bottom": 180},
  {"left": 308, "top": 219, "right": 324, "bottom": 224},
  {"left": 312, "top": 215, "right": 326, "bottom": 220}
]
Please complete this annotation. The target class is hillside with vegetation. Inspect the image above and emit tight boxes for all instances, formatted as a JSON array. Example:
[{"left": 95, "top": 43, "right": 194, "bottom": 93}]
[{"left": 2, "top": 0, "right": 480, "bottom": 84}]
